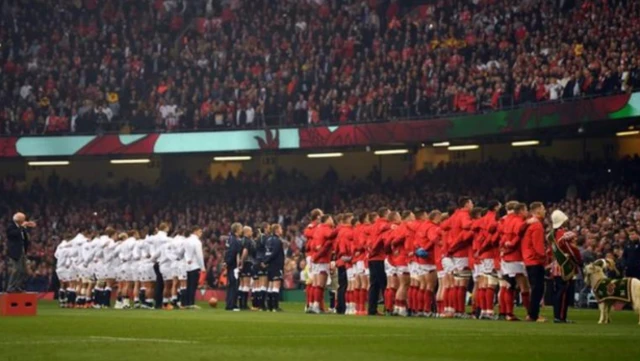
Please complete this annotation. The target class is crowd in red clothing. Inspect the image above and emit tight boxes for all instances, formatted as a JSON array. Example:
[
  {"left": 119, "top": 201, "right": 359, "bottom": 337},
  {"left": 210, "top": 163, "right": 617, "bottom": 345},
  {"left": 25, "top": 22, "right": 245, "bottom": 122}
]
[{"left": 2, "top": 0, "right": 640, "bottom": 134}]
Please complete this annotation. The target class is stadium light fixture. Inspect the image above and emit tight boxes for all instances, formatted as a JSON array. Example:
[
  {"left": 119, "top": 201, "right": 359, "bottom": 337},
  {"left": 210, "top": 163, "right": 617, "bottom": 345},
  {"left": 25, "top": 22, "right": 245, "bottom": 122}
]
[
  {"left": 28, "top": 161, "right": 70, "bottom": 166},
  {"left": 433, "top": 141, "right": 450, "bottom": 147},
  {"left": 110, "top": 159, "right": 151, "bottom": 164},
  {"left": 307, "top": 152, "right": 344, "bottom": 159},
  {"left": 616, "top": 130, "right": 639, "bottom": 137},
  {"left": 213, "top": 156, "right": 252, "bottom": 161},
  {"left": 374, "top": 149, "right": 409, "bottom": 155},
  {"left": 448, "top": 145, "right": 479, "bottom": 151},
  {"left": 511, "top": 140, "right": 540, "bottom": 147}
]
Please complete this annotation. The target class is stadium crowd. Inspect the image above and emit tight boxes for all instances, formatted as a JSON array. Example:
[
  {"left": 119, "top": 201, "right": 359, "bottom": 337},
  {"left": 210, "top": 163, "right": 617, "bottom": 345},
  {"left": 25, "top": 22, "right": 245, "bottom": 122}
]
[
  {"left": 1, "top": 154, "right": 639, "bottom": 294},
  {"left": 2, "top": 0, "right": 640, "bottom": 134}
]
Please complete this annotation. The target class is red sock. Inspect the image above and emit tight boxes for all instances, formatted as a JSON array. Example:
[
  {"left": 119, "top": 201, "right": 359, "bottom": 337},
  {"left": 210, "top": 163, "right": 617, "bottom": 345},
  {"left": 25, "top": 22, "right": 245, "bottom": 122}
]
[
  {"left": 416, "top": 289, "right": 424, "bottom": 311},
  {"left": 358, "top": 289, "right": 366, "bottom": 311},
  {"left": 424, "top": 290, "right": 434, "bottom": 313},
  {"left": 437, "top": 300, "right": 444, "bottom": 313},
  {"left": 498, "top": 287, "right": 507, "bottom": 314},
  {"left": 477, "top": 288, "right": 485, "bottom": 312},
  {"left": 315, "top": 287, "right": 324, "bottom": 308},
  {"left": 408, "top": 287, "right": 415, "bottom": 310},
  {"left": 444, "top": 287, "right": 453, "bottom": 311},
  {"left": 306, "top": 285, "right": 312, "bottom": 306},
  {"left": 505, "top": 289, "right": 515, "bottom": 315},
  {"left": 521, "top": 291, "right": 531, "bottom": 313},
  {"left": 457, "top": 286, "right": 466, "bottom": 313},
  {"left": 346, "top": 290, "right": 351, "bottom": 306},
  {"left": 485, "top": 287, "right": 495, "bottom": 313},
  {"left": 472, "top": 288, "right": 479, "bottom": 312},
  {"left": 391, "top": 288, "right": 397, "bottom": 309},
  {"left": 384, "top": 288, "right": 391, "bottom": 311}
]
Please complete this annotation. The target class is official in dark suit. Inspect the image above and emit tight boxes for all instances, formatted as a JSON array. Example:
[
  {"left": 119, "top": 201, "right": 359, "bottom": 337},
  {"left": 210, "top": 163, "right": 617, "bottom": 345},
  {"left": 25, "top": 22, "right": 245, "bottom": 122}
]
[
  {"left": 6, "top": 212, "right": 36, "bottom": 292},
  {"left": 224, "top": 223, "right": 243, "bottom": 311}
]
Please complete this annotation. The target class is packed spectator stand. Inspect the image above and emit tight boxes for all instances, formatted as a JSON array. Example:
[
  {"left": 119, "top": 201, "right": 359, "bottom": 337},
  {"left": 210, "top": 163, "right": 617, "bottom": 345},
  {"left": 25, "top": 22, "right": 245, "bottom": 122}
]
[
  {"left": 1, "top": 154, "right": 639, "bottom": 295},
  {"left": 2, "top": 0, "right": 640, "bottom": 134}
]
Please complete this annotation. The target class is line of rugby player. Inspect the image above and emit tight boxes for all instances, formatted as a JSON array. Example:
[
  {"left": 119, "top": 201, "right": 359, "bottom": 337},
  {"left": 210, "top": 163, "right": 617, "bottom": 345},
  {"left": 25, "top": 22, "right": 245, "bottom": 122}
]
[
  {"left": 304, "top": 197, "right": 546, "bottom": 320},
  {"left": 54, "top": 223, "right": 207, "bottom": 309}
]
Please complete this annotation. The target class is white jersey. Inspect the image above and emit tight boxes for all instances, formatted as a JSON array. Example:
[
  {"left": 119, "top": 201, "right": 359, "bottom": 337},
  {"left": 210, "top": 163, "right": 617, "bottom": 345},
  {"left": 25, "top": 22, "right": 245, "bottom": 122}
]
[
  {"left": 81, "top": 238, "right": 99, "bottom": 267},
  {"left": 184, "top": 234, "right": 205, "bottom": 272},
  {"left": 68, "top": 233, "right": 87, "bottom": 267},
  {"left": 152, "top": 234, "right": 176, "bottom": 267},
  {"left": 54, "top": 240, "right": 70, "bottom": 270}
]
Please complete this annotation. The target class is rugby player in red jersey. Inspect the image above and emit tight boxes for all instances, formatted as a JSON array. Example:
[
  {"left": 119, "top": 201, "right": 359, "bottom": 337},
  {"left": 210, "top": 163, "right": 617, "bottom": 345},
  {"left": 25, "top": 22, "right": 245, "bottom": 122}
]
[
  {"left": 406, "top": 209, "right": 425, "bottom": 315},
  {"left": 447, "top": 197, "right": 474, "bottom": 317},
  {"left": 304, "top": 209, "right": 323, "bottom": 312},
  {"left": 353, "top": 212, "right": 371, "bottom": 315},
  {"left": 476, "top": 200, "right": 501, "bottom": 319},
  {"left": 415, "top": 210, "right": 442, "bottom": 316},
  {"left": 439, "top": 210, "right": 455, "bottom": 317},
  {"left": 335, "top": 213, "right": 355, "bottom": 315},
  {"left": 310, "top": 214, "right": 339, "bottom": 314},
  {"left": 500, "top": 202, "right": 531, "bottom": 321},
  {"left": 383, "top": 211, "right": 400, "bottom": 315},
  {"left": 390, "top": 211, "right": 414, "bottom": 316},
  {"left": 469, "top": 207, "right": 485, "bottom": 318}
]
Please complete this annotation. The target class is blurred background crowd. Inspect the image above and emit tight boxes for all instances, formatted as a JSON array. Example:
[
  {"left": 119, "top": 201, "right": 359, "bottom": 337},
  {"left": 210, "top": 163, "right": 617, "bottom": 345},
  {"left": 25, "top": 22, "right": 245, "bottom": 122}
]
[
  {"left": 1, "top": 153, "right": 639, "bottom": 297},
  {"left": 2, "top": 0, "right": 640, "bottom": 134}
]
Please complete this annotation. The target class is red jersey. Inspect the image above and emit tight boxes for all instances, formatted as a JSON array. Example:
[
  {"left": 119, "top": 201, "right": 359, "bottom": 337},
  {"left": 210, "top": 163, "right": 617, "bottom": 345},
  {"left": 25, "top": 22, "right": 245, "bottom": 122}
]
[
  {"left": 448, "top": 209, "right": 473, "bottom": 257},
  {"left": 304, "top": 221, "right": 319, "bottom": 260},
  {"left": 470, "top": 218, "right": 485, "bottom": 265},
  {"left": 522, "top": 217, "right": 546, "bottom": 266},
  {"left": 367, "top": 218, "right": 390, "bottom": 261},
  {"left": 405, "top": 220, "right": 421, "bottom": 262},
  {"left": 551, "top": 229, "right": 583, "bottom": 277},
  {"left": 335, "top": 225, "right": 354, "bottom": 268},
  {"left": 439, "top": 216, "right": 453, "bottom": 258},
  {"left": 478, "top": 211, "right": 499, "bottom": 261},
  {"left": 313, "top": 224, "right": 338, "bottom": 263},
  {"left": 390, "top": 222, "right": 410, "bottom": 266},
  {"left": 502, "top": 214, "right": 528, "bottom": 262},
  {"left": 415, "top": 220, "right": 438, "bottom": 265},
  {"left": 352, "top": 224, "right": 367, "bottom": 263}
]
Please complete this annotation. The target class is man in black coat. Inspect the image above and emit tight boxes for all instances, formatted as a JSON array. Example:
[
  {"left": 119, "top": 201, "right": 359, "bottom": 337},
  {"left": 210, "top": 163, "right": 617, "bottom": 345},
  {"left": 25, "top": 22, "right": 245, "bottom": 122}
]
[
  {"left": 623, "top": 229, "right": 640, "bottom": 279},
  {"left": 6, "top": 212, "right": 36, "bottom": 292}
]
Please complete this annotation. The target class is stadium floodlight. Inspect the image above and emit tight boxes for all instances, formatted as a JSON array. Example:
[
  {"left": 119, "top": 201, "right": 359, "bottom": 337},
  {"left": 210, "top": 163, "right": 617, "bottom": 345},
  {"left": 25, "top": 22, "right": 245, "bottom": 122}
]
[
  {"left": 511, "top": 140, "right": 540, "bottom": 147},
  {"left": 616, "top": 130, "right": 639, "bottom": 137},
  {"left": 432, "top": 141, "right": 450, "bottom": 147},
  {"left": 447, "top": 145, "right": 479, "bottom": 151},
  {"left": 213, "top": 156, "right": 252, "bottom": 161},
  {"left": 307, "top": 152, "right": 344, "bottom": 158},
  {"left": 110, "top": 159, "right": 151, "bottom": 164},
  {"left": 28, "top": 161, "right": 70, "bottom": 166},
  {"left": 374, "top": 149, "right": 409, "bottom": 155}
]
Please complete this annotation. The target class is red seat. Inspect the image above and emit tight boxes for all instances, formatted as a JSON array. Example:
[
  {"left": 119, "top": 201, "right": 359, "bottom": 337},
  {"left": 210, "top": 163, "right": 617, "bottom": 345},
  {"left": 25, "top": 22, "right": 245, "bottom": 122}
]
[{"left": 0, "top": 293, "right": 38, "bottom": 316}]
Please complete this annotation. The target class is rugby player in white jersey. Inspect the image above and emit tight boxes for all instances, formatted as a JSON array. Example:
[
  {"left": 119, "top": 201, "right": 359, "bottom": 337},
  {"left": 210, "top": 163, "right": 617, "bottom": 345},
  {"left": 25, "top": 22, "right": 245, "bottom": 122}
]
[
  {"left": 54, "top": 234, "right": 71, "bottom": 307},
  {"left": 150, "top": 223, "right": 174, "bottom": 309}
]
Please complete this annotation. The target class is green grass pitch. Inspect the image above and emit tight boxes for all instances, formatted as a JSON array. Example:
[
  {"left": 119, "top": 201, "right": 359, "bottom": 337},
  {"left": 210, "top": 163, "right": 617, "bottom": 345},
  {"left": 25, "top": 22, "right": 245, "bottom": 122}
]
[{"left": 1, "top": 301, "right": 639, "bottom": 361}]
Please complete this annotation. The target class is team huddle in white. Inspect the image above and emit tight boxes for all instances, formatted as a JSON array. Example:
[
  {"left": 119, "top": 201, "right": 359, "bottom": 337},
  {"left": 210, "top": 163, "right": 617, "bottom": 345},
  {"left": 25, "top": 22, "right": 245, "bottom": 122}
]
[{"left": 53, "top": 224, "right": 205, "bottom": 309}]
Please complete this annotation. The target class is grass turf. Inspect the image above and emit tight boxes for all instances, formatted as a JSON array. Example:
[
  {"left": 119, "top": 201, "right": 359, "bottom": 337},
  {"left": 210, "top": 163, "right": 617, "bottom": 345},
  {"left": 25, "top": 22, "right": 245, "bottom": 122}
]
[{"left": 1, "top": 301, "right": 639, "bottom": 361}]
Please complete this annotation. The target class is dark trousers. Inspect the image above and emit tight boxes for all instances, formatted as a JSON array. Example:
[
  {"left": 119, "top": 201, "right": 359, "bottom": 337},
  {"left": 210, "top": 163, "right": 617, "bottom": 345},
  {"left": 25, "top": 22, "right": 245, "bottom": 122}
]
[
  {"left": 153, "top": 263, "right": 164, "bottom": 309},
  {"left": 553, "top": 277, "right": 574, "bottom": 321},
  {"left": 337, "top": 266, "right": 347, "bottom": 314},
  {"left": 368, "top": 260, "right": 386, "bottom": 315},
  {"left": 526, "top": 265, "right": 545, "bottom": 320},
  {"left": 185, "top": 269, "right": 199, "bottom": 306},
  {"left": 7, "top": 255, "right": 27, "bottom": 292},
  {"left": 225, "top": 267, "right": 238, "bottom": 310}
]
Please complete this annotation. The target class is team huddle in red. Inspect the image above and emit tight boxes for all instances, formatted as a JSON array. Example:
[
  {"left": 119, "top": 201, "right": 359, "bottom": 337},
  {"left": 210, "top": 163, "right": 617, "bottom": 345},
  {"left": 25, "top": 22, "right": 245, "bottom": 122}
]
[{"left": 303, "top": 197, "right": 555, "bottom": 321}]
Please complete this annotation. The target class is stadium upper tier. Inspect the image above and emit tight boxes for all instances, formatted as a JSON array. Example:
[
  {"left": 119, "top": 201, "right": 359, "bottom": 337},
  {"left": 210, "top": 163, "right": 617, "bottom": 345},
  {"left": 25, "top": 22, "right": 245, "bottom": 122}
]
[{"left": 1, "top": 0, "right": 639, "bottom": 136}]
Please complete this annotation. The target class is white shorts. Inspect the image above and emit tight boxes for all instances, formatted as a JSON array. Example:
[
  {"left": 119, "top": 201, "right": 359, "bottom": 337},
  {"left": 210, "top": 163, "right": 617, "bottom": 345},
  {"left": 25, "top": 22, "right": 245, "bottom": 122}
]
[
  {"left": 480, "top": 259, "right": 497, "bottom": 275},
  {"left": 355, "top": 260, "right": 366, "bottom": 275},
  {"left": 307, "top": 257, "right": 317, "bottom": 277},
  {"left": 441, "top": 257, "right": 455, "bottom": 274},
  {"left": 416, "top": 263, "right": 437, "bottom": 276},
  {"left": 138, "top": 262, "right": 156, "bottom": 282},
  {"left": 313, "top": 262, "right": 330, "bottom": 275},
  {"left": 393, "top": 265, "right": 409, "bottom": 276},
  {"left": 501, "top": 261, "right": 526, "bottom": 277},
  {"left": 452, "top": 257, "right": 470, "bottom": 271},
  {"left": 119, "top": 262, "right": 136, "bottom": 282},
  {"left": 384, "top": 259, "right": 396, "bottom": 276},
  {"left": 57, "top": 267, "right": 71, "bottom": 282},
  {"left": 409, "top": 262, "right": 419, "bottom": 278},
  {"left": 472, "top": 264, "right": 482, "bottom": 281},
  {"left": 437, "top": 270, "right": 446, "bottom": 279},
  {"left": 173, "top": 261, "right": 187, "bottom": 281},
  {"left": 346, "top": 267, "right": 356, "bottom": 281},
  {"left": 160, "top": 263, "right": 175, "bottom": 279},
  {"left": 102, "top": 261, "right": 119, "bottom": 279}
]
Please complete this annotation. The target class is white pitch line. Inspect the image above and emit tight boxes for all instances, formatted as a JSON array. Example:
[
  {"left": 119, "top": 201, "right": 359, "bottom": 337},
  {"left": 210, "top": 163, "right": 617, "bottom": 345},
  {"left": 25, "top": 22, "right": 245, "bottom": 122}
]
[{"left": 89, "top": 336, "right": 198, "bottom": 344}]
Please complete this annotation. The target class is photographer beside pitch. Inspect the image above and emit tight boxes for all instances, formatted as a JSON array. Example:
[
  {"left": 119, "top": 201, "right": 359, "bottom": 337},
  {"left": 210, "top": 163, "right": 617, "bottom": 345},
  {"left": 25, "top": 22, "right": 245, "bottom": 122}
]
[{"left": 5, "top": 212, "right": 36, "bottom": 293}]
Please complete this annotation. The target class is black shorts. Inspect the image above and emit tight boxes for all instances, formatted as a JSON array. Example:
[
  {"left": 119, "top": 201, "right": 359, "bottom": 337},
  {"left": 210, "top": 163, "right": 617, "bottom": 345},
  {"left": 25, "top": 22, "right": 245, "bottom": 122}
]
[
  {"left": 267, "top": 267, "right": 283, "bottom": 282},
  {"left": 252, "top": 264, "right": 266, "bottom": 279},
  {"left": 240, "top": 262, "right": 253, "bottom": 277}
]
